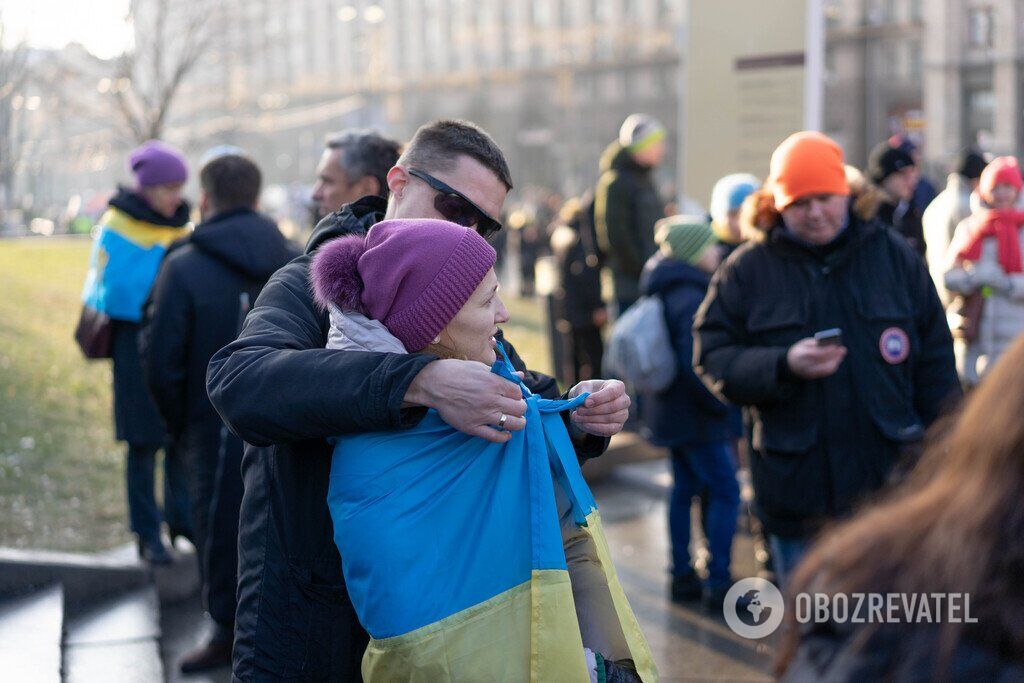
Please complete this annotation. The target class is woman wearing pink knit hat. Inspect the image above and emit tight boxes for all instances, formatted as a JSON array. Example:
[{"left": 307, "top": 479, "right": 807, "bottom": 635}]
[
  {"left": 945, "top": 156, "right": 1024, "bottom": 386},
  {"left": 309, "top": 219, "right": 656, "bottom": 683}
]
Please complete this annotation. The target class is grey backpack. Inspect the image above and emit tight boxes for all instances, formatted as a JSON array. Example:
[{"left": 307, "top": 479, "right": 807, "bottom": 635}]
[{"left": 605, "top": 295, "right": 677, "bottom": 393}]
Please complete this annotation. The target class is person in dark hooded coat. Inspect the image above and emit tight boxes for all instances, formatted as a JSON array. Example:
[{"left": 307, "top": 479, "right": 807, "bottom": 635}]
[
  {"left": 141, "top": 153, "right": 299, "bottom": 673},
  {"left": 638, "top": 217, "right": 741, "bottom": 610}
]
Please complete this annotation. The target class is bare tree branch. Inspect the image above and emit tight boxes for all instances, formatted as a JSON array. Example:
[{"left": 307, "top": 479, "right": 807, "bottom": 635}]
[{"left": 101, "top": 0, "right": 218, "bottom": 143}]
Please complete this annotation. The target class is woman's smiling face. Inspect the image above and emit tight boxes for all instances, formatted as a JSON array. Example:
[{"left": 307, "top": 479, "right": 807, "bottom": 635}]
[{"left": 429, "top": 269, "right": 509, "bottom": 365}]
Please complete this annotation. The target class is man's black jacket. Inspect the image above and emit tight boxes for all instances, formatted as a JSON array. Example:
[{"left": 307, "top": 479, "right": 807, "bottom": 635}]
[
  {"left": 551, "top": 202, "right": 604, "bottom": 329},
  {"left": 877, "top": 197, "right": 926, "bottom": 257},
  {"left": 694, "top": 212, "right": 960, "bottom": 538},
  {"left": 207, "top": 196, "right": 605, "bottom": 681},
  {"left": 142, "top": 208, "right": 298, "bottom": 440},
  {"left": 595, "top": 142, "right": 663, "bottom": 304}
]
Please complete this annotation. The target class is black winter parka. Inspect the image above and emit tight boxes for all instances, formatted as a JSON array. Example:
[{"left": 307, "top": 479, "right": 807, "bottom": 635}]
[{"left": 694, "top": 211, "right": 960, "bottom": 538}]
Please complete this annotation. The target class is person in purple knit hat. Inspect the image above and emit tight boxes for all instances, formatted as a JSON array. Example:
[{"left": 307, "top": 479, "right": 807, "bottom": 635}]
[
  {"left": 80, "top": 139, "right": 194, "bottom": 564},
  {"left": 310, "top": 218, "right": 646, "bottom": 682}
]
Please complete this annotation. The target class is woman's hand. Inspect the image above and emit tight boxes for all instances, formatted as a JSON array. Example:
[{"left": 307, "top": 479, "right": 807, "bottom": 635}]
[
  {"left": 404, "top": 359, "right": 527, "bottom": 443},
  {"left": 568, "top": 379, "right": 630, "bottom": 437}
]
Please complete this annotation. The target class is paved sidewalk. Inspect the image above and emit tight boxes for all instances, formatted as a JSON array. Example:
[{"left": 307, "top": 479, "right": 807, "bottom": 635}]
[
  {"left": 591, "top": 459, "right": 776, "bottom": 682},
  {"left": 163, "top": 458, "right": 776, "bottom": 682}
]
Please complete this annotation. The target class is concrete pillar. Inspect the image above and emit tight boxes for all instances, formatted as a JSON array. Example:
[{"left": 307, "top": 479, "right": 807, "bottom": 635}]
[
  {"left": 923, "top": 0, "right": 962, "bottom": 167},
  {"left": 992, "top": 0, "right": 1020, "bottom": 155}
]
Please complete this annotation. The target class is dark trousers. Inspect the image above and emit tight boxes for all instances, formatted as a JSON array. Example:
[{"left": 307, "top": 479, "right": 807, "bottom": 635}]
[
  {"left": 556, "top": 324, "right": 604, "bottom": 387},
  {"left": 181, "top": 423, "right": 222, "bottom": 578},
  {"left": 205, "top": 428, "right": 244, "bottom": 629},
  {"left": 767, "top": 534, "right": 811, "bottom": 592},
  {"left": 669, "top": 441, "right": 740, "bottom": 589},
  {"left": 126, "top": 441, "right": 191, "bottom": 545},
  {"left": 183, "top": 423, "right": 244, "bottom": 631}
]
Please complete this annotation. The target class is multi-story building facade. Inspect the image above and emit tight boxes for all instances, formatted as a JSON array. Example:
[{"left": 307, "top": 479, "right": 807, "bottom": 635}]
[
  {"left": 924, "top": 0, "right": 1024, "bottom": 163},
  {"left": 826, "top": 0, "right": 1024, "bottom": 171},
  {"left": 163, "top": 0, "right": 685, "bottom": 198},
  {"left": 823, "top": 0, "right": 926, "bottom": 168},
  {"left": 19, "top": 0, "right": 1024, "bottom": 221}
]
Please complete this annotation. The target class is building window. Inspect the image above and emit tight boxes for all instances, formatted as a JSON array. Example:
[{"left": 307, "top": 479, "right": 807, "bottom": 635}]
[
  {"left": 600, "top": 72, "right": 624, "bottom": 103},
  {"left": 532, "top": 0, "right": 553, "bottom": 26},
  {"left": 964, "top": 85, "right": 995, "bottom": 147},
  {"left": 908, "top": 41, "right": 922, "bottom": 80},
  {"left": 824, "top": 1, "right": 842, "bottom": 28},
  {"left": 968, "top": 7, "right": 995, "bottom": 49},
  {"left": 885, "top": 0, "right": 898, "bottom": 22},
  {"left": 909, "top": 0, "right": 923, "bottom": 22},
  {"left": 880, "top": 42, "right": 898, "bottom": 78}
]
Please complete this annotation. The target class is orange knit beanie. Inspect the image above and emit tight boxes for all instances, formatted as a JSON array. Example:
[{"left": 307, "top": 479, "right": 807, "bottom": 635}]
[{"left": 768, "top": 132, "right": 849, "bottom": 210}]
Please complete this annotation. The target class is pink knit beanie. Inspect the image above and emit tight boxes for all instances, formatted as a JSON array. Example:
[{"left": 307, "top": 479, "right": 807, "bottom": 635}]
[{"left": 310, "top": 219, "right": 497, "bottom": 352}]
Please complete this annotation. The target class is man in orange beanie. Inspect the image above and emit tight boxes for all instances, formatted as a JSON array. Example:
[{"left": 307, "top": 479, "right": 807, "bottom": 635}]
[
  {"left": 695, "top": 131, "right": 959, "bottom": 588},
  {"left": 768, "top": 131, "right": 850, "bottom": 211}
]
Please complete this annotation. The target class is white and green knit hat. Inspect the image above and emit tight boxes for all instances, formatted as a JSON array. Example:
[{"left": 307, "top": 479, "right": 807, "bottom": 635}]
[
  {"left": 655, "top": 215, "right": 717, "bottom": 265},
  {"left": 619, "top": 114, "right": 666, "bottom": 152}
]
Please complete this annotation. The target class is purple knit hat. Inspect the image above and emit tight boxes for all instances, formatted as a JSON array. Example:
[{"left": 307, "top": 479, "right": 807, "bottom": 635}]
[
  {"left": 128, "top": 140, "right": 189, "bottom": 188},
  {"left": 310, "top": 219, "right": 497, "bottom": 352}
]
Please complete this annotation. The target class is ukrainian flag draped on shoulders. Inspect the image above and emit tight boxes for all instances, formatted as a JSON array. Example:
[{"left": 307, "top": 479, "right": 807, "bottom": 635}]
[
  {"left": 328, "top": 343, "right": 658, "bottom": 682},
  {"left": 81, "top": 188, "right": 191, "bottom": 322}
]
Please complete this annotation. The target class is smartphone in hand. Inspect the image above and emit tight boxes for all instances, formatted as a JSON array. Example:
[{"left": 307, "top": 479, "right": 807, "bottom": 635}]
[{"left": 814, "top": 328, "right": 843, "bottom": 347}]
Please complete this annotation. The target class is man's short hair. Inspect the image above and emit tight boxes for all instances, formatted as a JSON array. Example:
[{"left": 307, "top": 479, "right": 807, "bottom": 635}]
[
  {"left": 325, "top": 129, "right": 402, "bottom": 199},
  {"left": 397, "top": 119, "right": 514, "bottom": 191},
  {"left": 200, "top": 154, "right": 262, "bottom": 212}
]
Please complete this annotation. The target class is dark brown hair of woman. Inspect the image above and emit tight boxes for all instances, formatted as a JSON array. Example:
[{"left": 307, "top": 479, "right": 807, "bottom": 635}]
[{"left": 775, "top": 336, "right": 1024, "bottom": 678}]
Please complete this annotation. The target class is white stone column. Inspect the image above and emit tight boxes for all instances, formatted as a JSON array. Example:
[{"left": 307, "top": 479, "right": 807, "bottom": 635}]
[
  {"left": 992, "top": 0, "right": 1020, "bottom": 155},
  {"left": 923, "top": 0, "right": 963, "bottom": 166}
]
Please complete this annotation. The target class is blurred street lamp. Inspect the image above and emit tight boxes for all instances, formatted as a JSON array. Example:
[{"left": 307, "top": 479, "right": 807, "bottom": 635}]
[
  {"left": 97, "top": 78, "right": 112, "bottom": 94},
  {"left": 11, "top": 94, "right": 24, "bottom": 110},
  {"left": 337, "top": 6, "right": 358, "bottom": 22},
  {"left": 25, "top": 96, "right": 41, "bottom": 111},
  {"left": 364, "top": 5, "right": 385, "bottom": 24}
]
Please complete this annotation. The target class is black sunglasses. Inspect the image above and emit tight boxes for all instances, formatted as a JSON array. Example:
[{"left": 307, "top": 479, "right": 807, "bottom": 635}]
[{"left": 407, "top": 167, "right": 503, "bottom": 239}]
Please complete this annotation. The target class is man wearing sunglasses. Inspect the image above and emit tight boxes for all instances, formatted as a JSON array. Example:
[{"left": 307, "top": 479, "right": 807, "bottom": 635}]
[{"left": 208, "top": 119, "right": 631, "bottom": 681}]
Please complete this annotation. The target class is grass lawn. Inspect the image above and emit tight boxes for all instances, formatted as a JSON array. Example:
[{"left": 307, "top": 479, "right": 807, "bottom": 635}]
[{"left": 0, "top": 236, "right": 551, "bottom": 551}]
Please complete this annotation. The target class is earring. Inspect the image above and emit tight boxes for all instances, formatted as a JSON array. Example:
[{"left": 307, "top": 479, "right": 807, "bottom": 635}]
[{"left": 432, "top": 335, "right": 441, "bottom": 345}]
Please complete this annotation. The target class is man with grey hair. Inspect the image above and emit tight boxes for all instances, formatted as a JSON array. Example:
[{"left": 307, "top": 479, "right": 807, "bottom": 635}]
[{"left": 311, "top": 129, "right": 402, "bottom": 219}]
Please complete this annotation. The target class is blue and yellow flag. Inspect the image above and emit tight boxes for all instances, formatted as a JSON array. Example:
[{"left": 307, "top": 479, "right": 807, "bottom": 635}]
[
  {"left": 80, "top": 207, "right": 189, "bottom": 322},
  {"left": 329, "top": 344, "right": 657, "bottom": 682}
]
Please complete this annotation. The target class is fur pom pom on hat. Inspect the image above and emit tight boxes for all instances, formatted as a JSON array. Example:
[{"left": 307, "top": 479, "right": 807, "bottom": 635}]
[
  {"left": 311, "top": 235, "right": 367, "bottom": 313},
  {"left": 310, "top": 219, "right": 496, "bottom": 352}
]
